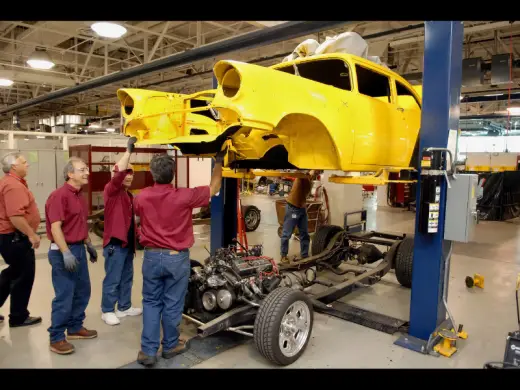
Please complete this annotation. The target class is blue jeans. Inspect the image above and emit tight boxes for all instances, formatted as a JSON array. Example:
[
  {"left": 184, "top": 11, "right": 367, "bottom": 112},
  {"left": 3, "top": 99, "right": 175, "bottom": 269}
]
[
  {"left": 280, "top": 203, "right": 310, "bottom": 257},
  {"left": 101, "top": 244, "right": 134, "bottom": 313},
  {"left": 141, "top": 249, "right": 190, "bottom": 357},
  {"left": 48, "top": 244, "right": 91, "bottom": 343}
]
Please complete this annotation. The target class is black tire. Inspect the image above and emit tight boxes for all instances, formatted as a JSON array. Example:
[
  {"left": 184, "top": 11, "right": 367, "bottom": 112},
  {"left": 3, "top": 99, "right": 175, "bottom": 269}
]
[
  {"left": 394, "top": 237, "right": 414, "bottom": 288},
  {"left": 311, "top": 225, "right": 343, "bottom": 256},
  {"left": 243, "top": 205, "right": 261, "bottom": 232},
  {"left": 254, "top": 287, "right": 314, "bottom": 366}
]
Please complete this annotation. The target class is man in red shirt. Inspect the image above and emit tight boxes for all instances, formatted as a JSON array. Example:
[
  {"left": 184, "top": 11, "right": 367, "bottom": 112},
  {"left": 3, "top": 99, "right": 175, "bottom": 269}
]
[
  {"left": 45, "top": 156, "right": 98, "bottom": 355},
  {"left": 0, "top": 152, "right": 42, "bottom": 327},
  {"left": 135, "top": 151, "right": 224, "bottom": 367},
  {"left": 101, "top": 137, "right": 142, "bottom": 326}
]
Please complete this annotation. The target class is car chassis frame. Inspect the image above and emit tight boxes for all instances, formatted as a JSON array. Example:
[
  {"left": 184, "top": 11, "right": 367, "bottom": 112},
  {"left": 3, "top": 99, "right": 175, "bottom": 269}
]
[{"left": 182, "top": 229, "right": 410, "bottom": 340}]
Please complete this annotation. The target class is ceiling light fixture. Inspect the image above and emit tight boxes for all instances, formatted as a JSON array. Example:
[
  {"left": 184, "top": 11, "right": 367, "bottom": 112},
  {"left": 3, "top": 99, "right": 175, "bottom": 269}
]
[
  {"left": 0, "top": 78, "right": 14, "bottom": 87},
  {"left": 91, "top": 22, "right": 127, "bottom": 39},
  {"left": 507, "top": 107, "right": 520, "bottom": 115},
  {"left": 27, "top": 48, "right": 55, "bottom": 70}
]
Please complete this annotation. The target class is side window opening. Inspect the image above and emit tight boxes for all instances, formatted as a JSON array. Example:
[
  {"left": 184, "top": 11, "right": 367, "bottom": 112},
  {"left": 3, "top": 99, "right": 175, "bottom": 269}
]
[
  {"left": 190, "top": 99, "right": 215, "bottom": 120},
  {"left": 395, "top": 81, "right": 421, "bottom": 110},
  {"left": 355, "top": 64, "right": 391, "bottom": 103},
  {"left": 276, "top": 59, "right": 352, "bottom": 91}
]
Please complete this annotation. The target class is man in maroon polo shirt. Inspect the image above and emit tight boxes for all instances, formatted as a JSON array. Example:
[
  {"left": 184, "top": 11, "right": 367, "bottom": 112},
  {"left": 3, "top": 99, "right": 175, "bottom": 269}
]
[
  {"left": 101, "top": 137, "right": 142, "bottom": 326},
  {"left": 45, "top": 156, "right": 98, "bottom": 355},
  {"left": 0, "top": 152, "right": 42, "bottom": 327},
  {"left": 135, "top": 150, "right": 224, "bottom": 367}
]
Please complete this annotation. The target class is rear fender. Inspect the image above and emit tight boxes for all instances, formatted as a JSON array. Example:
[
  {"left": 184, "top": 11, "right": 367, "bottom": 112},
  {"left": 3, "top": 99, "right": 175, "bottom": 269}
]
[{"left": 274, "top": 114, "right": 341, "bottom": 170}]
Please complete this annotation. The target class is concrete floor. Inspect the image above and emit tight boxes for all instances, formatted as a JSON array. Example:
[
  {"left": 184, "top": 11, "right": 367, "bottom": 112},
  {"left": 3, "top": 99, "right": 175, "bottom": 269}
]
[{"left": 0, "top": 193, "right": 518, "bottom": 368}]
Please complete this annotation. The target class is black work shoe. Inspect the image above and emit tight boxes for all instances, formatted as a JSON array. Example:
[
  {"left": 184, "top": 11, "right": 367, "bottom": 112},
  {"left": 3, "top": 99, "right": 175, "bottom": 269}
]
[
  {"left": 137, "top": 351, "right": 157, "bottom": 367},
  {"left": 9, "top": 316, "right": 42, "bottom": 328}
]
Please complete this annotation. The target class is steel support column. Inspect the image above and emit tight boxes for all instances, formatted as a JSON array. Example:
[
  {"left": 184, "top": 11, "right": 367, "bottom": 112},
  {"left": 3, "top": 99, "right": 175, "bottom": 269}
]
[
  {"left": 396, "top": 21, "right": 463, "bottom": 351},
  {"left": 210, "top": 76, "right": 237, "bottom": 254}
]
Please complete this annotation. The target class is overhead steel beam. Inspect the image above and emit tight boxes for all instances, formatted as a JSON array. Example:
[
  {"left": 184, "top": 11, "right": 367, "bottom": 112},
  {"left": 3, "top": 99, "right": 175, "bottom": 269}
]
[
  {"left": 0, "top": 21, "right": 350, "bottom": 115},
  {"left": 148, "top": 22, "right": 171, "bottom": 62}
]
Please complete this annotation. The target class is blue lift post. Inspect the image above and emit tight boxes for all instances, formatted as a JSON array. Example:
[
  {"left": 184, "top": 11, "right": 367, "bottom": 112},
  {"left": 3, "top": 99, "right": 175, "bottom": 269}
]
[
  {"left": 210, "top": 76, "right": 238, "bottom": 254},
  {"left": 395, "top": 21, "right": 464, "bottom": 352}
]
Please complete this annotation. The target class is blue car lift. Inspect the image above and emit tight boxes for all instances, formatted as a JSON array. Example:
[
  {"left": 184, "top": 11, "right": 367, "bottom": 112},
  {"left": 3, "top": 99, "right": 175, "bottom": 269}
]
[
  {"left": 210, "top": 76, "right": 237, "bottom": 254},
  {"left": 210, "top": 21, "right": 465, "bottom": 354},
  {"left": 395, "top": 21, "right": 464, "bottom": 353}
]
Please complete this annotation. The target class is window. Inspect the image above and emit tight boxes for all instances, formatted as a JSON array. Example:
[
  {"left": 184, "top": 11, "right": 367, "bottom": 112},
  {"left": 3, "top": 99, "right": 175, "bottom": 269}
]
[
  {"left": 395, "top": 80, "right": 421, "bottom": 110},
  {"left": 355, "top": 64, "right": 391, "bottom": 103},
  {"left": 276, "top": 59, "right": 352, "bottom": 91}
]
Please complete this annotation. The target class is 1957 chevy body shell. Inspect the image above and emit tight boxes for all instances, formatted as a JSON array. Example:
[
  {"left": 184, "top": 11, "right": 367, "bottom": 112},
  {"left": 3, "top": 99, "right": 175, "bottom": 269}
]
[{"left": 118, "top": 53, "right": 422, "bottom": 172}]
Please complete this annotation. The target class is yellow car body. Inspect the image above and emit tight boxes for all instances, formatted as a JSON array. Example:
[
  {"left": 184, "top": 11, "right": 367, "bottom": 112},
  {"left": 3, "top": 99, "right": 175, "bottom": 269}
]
[{"left": 119, "top": 53, "right": 422, "bottom": 172}]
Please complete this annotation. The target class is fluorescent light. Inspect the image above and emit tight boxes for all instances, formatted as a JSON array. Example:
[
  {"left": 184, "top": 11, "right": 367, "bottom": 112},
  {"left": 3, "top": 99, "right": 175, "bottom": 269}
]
[
  {"left": 507, "top": 107, "right": 520, "bottom": 115},
  {"left": 89, "top": 124, "right": 100, "bottom": 128},
  {"left": 27, "top": 48, "right": 55, "bottom": 70},
  {"left": 91, "top": 22, "right": 127, "bottom": 39},
  {"left": 36, "top": 135, "right": 45, "bottom": 139},
  {"left": 0, "top": 78, "right": 13, "bottom": 87},
  {"left": 24, "top": 138, "right": 29, "bottom": 141},
  {"left": 106, "top": 127, "right": 115, "bottom": 132},
  {"left": 484, "top": 93, "right": 503, "bottom": 97}
]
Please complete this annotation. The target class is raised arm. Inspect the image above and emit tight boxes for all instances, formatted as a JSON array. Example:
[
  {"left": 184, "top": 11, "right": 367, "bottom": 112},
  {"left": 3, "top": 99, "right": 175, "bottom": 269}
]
[
  {"left": 106, "top": 137, "right": 137, "bottom": 196},
  {"left": 209, "top": 149, "right": 225, "bottom": 197}
]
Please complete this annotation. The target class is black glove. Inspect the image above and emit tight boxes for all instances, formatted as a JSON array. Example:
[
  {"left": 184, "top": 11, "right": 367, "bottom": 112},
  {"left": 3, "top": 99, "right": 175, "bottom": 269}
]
[
  {"left": 63, "top": 250, "right": 79, "bottom": 272},
  {"left": 215, "top": 148, "right": 227, "bottom": 164},
  {"left": 127, "top": 136, "right": 138, "bottom": 153},
  {"left": 86, "top": 242, "right": 98, "bottom": 263}
]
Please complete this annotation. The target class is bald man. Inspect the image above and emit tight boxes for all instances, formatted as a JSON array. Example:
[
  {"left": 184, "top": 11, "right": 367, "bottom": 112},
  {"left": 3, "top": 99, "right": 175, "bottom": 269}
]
[{"left": 100, "top": 137, "right": 142, "bottom": 326}]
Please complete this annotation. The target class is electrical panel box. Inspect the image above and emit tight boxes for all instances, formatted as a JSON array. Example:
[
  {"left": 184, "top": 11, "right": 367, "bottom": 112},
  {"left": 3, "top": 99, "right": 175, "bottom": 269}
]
[
  {"left": 462, "top": 57, "right": 483, "bottom": 87},
  {"left": 444, "top": 174, "right": 478, "bottom": 243},
  {"left": 491, "top": 54, "right": 512, "bottom": 85}
]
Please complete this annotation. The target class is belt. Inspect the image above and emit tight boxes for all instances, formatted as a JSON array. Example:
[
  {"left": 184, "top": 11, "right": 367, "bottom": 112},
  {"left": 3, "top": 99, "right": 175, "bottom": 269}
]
[
  {"left": 144, "top": 247, "right": 186, "bottom": 255},
  {"left": 52, "top": 241, "right": 84, "bottom": 246}
]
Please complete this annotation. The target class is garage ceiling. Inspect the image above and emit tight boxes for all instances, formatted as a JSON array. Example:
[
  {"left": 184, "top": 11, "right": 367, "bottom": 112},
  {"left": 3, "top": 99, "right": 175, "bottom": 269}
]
[{"left": 0, "top": 21, "right": 519, "bottom": 131}]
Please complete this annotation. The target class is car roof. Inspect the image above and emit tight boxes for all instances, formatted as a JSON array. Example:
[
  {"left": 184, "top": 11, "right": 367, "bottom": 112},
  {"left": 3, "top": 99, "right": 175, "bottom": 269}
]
[{"left": 270, "top": 53, "right": 416, "bottom": 95}]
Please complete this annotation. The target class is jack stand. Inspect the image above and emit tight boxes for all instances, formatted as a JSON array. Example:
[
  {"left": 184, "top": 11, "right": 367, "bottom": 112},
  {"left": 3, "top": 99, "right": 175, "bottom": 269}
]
[
  {"left": 433, "top": 324, "right": 468, "bottom": 358},
  {"left": 433, "top": 329, "right": 458, "bottom": 357},
  {"left": 465, "top": 274, "right": 484, "bottom": 289}
]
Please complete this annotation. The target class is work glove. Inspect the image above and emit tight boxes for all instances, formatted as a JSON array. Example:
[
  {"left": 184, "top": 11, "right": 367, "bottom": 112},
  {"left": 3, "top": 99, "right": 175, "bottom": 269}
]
[
  {"left": 127, "top": 136, "right": 138, "bottom": 153},
  {"left": 63, "top": 250, "right": 79, "bottom": 272},
  {"left": 215, "top": 148, "right": 227, "bottom": 164},
  {"left": 86, "top": 242, "right": 98, "bottom": 263}
]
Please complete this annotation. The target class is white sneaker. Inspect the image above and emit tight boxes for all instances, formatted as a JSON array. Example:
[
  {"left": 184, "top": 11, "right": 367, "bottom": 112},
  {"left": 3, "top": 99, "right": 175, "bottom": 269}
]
[
  {"left": 115, "top": 307, "right": 142, "bottom": 318},
  {"left": 101, "top": 312, "right": 120, "bottom": 326}
]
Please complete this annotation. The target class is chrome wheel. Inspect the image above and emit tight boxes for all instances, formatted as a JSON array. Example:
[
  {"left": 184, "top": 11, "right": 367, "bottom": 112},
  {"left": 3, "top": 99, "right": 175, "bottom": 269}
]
[
  {"left": 245, "top": 209, "right": 259, "bottom": 229},
  {"left": 278, "top": 300, "right": 311, "bottom": 358}
]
